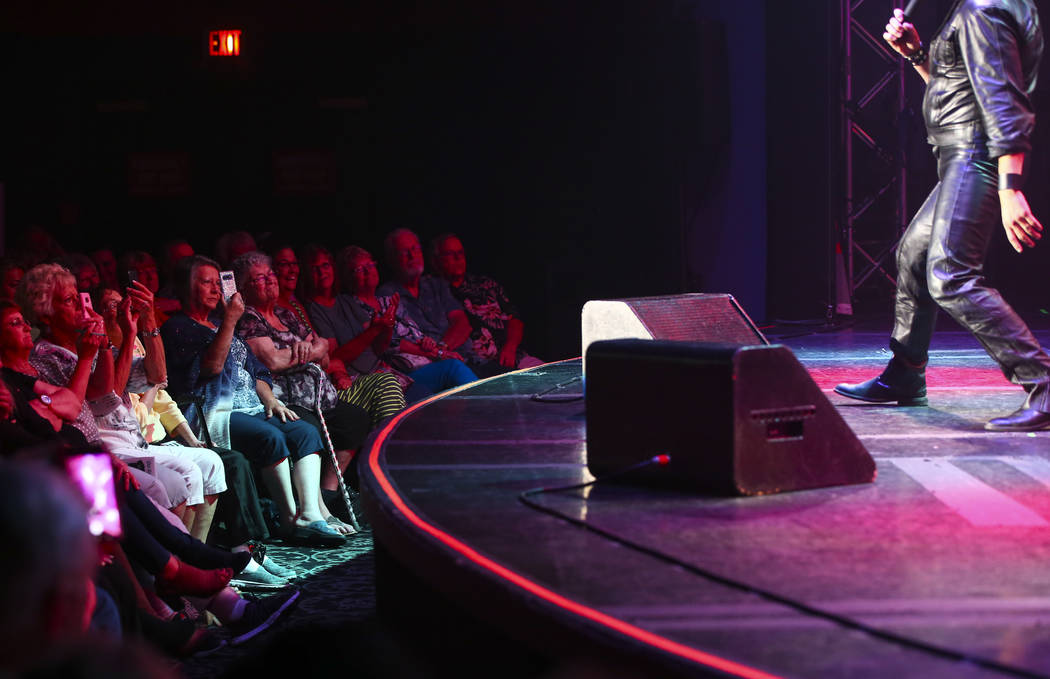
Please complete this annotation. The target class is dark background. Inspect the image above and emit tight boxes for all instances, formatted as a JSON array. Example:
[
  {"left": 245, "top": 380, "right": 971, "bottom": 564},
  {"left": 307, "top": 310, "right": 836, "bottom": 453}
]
[{"left": 2, "top": 0, "right": 1049, "bottom": 360}]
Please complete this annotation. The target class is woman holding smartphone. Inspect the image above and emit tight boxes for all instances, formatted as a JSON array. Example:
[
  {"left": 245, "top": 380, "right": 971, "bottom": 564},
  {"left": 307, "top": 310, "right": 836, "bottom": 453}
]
[{"left": 162, "top": 255, "right": 345, "bottom": 545}]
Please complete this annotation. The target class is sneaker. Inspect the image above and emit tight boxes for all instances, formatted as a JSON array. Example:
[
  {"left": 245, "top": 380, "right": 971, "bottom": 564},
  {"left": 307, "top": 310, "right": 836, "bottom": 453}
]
[
  {"left": 229, "top": 565, "right": 289, "bottom": 591},
  {"left": 259, "top": 554, "right": 298, "bottom": 581},
  {"left": 229, "top": 590, "right": 301, "bottom": 646},
  {"left": 248, "top": 542, "right": 298, "bottom": 581}
]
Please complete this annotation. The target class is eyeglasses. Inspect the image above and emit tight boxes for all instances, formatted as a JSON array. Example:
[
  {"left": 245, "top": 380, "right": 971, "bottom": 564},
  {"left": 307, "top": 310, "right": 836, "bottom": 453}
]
[
  {"left": 352, "top": 261, "right": 377, "bottom": 275},
  {"left": 249, "top": 272, "right": 278, "bottom": 286},
  {"left": 311, "top": 262, "right": 333, "bottom": 272},
  {"left": 4, "top": 317, "right": 30, "bottom": 329},
  {"left": 274, "top": 260, "right": 298, "bottom": 269}
]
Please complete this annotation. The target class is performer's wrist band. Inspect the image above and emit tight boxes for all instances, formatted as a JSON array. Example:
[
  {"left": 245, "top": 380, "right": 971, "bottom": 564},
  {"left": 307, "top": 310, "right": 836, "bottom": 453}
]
[
  {"left": 905, "top": 44, "right": 928, "bottom": 66},
  {"left": 998, "top": 173, "right": 1025, "bottom": 191}
]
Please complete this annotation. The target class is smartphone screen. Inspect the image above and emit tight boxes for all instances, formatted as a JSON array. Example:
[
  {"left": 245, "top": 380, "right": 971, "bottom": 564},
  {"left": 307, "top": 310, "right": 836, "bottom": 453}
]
[
  {"left": 79, "top": 292, "right": 93, "bottom": 320},
  {"left": 65, "top": 453, "right": 122, "bottom": 538},
  {"left": 220, "top": 270, "right": 237, "bottom": 302}
]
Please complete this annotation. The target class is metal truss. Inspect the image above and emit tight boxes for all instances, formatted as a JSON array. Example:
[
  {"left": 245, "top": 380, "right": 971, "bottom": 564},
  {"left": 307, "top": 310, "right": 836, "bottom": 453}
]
[{"left": 838, "top": 0, "right": 911, "bottom": 307}]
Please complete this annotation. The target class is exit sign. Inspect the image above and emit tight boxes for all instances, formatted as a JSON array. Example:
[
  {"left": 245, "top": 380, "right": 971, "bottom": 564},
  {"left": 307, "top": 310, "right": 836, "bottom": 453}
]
[{"left": 209, "top": 30, "right": 241, "bottom": 56}]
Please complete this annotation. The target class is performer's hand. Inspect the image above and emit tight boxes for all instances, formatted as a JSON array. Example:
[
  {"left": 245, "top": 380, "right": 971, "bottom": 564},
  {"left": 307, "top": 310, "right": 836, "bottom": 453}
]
[
  {"left": 883, "top": 9, "right": 921, "bottom": 59},
  {"left": 1000, "top": 190, "right": 1043, "bottom": 252}
]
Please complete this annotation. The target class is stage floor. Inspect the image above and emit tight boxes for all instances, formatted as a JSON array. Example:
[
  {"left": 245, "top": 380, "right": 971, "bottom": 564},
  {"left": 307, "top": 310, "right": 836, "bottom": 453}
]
[{"left": 362, "top": 319, "right": 1050, "bottom": 679}]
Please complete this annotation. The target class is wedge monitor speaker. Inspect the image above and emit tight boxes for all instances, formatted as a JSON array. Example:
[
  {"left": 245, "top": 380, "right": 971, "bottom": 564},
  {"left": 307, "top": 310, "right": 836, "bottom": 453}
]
[
  {"left": 581, "top": 293, "right": 767, "bottom": 372},
  {"left": 585, "top": 339, "right": 875, "bottom": 496}
]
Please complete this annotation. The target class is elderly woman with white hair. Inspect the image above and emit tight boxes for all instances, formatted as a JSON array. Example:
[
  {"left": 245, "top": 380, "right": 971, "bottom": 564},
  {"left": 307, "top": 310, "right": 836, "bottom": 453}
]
[
  {"left": 16, "top": 263, "right": 224, "bottom": 517},
  {"left": 232, "top": 251, "right": 383, "bottom": 523}
]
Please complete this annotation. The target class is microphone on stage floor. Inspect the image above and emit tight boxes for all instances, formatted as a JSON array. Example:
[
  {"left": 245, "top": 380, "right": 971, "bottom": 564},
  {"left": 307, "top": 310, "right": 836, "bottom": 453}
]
[{"left": 902, "top": 0, "right": 922, "bottom": 23}]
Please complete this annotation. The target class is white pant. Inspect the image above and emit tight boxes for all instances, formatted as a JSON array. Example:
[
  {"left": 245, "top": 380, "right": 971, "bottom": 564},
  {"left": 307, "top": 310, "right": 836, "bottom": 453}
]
[{"left": 115, "top": 445, "right": 226, "bottom": 507}]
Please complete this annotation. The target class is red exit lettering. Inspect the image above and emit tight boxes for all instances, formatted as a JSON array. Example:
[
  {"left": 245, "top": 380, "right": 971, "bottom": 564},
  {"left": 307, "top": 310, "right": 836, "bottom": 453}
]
[{"left": 209, "top": 30, "right": 241, "bottom": 57}]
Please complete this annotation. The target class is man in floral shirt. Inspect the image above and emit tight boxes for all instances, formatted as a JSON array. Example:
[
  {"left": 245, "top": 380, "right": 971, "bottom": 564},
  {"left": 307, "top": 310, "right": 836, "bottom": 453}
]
[{"left": 429, "top": 234, "right": 543, "bottom": 371}]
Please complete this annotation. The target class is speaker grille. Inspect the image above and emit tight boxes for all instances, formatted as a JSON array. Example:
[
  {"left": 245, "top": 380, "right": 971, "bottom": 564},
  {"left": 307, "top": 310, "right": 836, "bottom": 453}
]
[{"left": 625, "top": 294, "right": 766, "bottom": 345}]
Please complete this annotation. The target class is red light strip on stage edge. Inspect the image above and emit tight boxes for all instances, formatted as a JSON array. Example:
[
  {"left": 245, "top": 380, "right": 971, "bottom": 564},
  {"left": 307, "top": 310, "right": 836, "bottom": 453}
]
[{"left": 367, "top": 361, "right": 783, "bottom": 679}]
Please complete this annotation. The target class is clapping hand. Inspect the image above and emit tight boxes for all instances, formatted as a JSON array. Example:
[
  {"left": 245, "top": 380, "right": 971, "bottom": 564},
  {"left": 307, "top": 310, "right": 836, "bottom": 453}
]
[{"left": 376, "top": 293, "right": 399, "bottom": 328}]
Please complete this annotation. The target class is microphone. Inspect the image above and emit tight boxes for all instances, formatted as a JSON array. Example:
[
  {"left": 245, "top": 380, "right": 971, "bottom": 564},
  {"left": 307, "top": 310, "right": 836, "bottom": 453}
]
[{"left": 902, "top": 0, "right": 922, "bottom": 23}]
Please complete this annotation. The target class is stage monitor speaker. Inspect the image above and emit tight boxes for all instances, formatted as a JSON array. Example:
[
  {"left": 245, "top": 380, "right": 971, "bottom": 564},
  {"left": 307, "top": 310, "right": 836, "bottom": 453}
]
[
  {"left": 580, "top": 293, "right": 767, "bottom": 373},
  {"left": 585, "top": 339, "right": 875, "bottom": 496}
]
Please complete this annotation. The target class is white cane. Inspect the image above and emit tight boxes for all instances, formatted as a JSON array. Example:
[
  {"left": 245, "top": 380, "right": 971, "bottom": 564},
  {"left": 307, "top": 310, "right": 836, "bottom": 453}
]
[{"left": 305, "top": 362, "right": 362, "bottom": 532}]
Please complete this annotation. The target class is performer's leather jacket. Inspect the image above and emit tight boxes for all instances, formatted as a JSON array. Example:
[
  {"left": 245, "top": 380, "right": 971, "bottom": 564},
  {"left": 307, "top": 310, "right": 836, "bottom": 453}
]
[{"left": 923, "top": 0, "right": 1043, "bottom": 157}]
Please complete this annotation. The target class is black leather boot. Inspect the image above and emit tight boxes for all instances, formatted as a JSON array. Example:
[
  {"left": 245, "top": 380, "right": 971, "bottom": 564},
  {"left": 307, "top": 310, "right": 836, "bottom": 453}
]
[
  {"left": 834, "top": 358, "right": 928, "bottom": 406},
  {"left": 986, "top": 383, "right": 1050, "bottom": 431}
]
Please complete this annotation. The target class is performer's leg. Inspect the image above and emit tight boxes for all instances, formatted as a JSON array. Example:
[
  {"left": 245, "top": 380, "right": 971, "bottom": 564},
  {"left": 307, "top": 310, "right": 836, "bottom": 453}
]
[
  {"left": 890, "top": 184, "right": 942, "bottom": 366},
  {"left": 834, "top": 184, "right": 940, "bottom": 405},
  {"left": 925, "top": 146, "right": 1050, "bottom": 424}
]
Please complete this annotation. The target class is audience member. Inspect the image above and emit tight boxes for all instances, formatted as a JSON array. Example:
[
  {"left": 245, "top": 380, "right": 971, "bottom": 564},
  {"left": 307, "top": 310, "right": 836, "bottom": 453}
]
[
  {"left": 232, "top": 251, "right": 380, "bottom": 526},
  {"left": 90, "top": 247, "right": 119, "bottom": 290},
  {"left": 378, "top": 228, "right": 501, "bottom": 377},
  {"left": 271, "top": 244, "right": 314, "bottom": 331},
  {"left": 120, "top": 250, "right": 173, "bottom": 325},
  {"left": 19, "top": 225, "right": 66, "bottom": 266},
  {"left": 270, "top": 246, "right": 406, "bottom": 425},
  {"left": 307, "top": 244, "right": 475, "bottom": 403},
  {"left": 215, "top": 231, "right": 258, "bottom": 270},
  {"left": 430, "top": 233, "right": 543, "bottom": 370},
  {"left": 162, "top": 255, "right": 345, "bottom": 545},
  {"left": 0, "top": 459, "right": 99, "bottom": 672},
  {"left": 63, "top": 252, "right": 101, "bottom": 296},
  {"left": 157, "top": 239, "right": 194, "bottom": 315},
  {"left": 0, "top": 259, "right": 25, "bottom": 303}
]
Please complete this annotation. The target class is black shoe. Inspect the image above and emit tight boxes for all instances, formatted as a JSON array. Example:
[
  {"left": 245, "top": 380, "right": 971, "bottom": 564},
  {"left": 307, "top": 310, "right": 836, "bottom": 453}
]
[
  {"left": 229, "top": 589, "right": 301, "bottom": 645},
  {"left": 834, "top": 376, "right": 928, "bottom": 406},
  {"left": 985, "top": 407, "right": 1050, "bottom": 432}
]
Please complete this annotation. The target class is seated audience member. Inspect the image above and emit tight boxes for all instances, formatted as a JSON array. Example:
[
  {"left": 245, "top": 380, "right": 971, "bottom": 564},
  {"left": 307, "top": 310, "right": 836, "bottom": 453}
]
[
  {"left": 0, "top": 459, "right": 102, "bottom": 672},
  {"left": 120, "top": 250, "right": 173, "bottom": 325},
  {"left": 0, "top": 305, "right": 92, "bottom": 451},
  {"left": 306, "top": 244, "right": 475, "bottom": 404},
  {"left": 271, "top": 244, "right": 314, "bottom": 330},
  {"left": 162, "top": 255, "right": 346, "bottom": 545},
  {"left": 430, "top": 233, "right": 543, "bottom": 370},
  {"left": 0, "top": 259, "right": 25, "bottom": 303},
  {"left": 63, "top": 252, "right": 101, "bottom": 297},
  {"left": 271, "top": 245, "right": 405, "bottom": 424},
  {"left": 156, "top": 239, "right": 194, "bottom": 315},
  {"left": 19, "top": 225, "right": 66, "bottom": 267},
  {"left": 378, "top": 228, "right": 500, "bottom": 377},
  {"left": 232, "top": 251, "right": 379, "bottom": 524},
  {"left": 17, "top": 263, "right": 208, "bottom": 515},
  {"left": 90, "top": 247, "right": 119, "bottom": 290},
  {"left": 215, "top": 231, "right": 258, "bottom": 269}
]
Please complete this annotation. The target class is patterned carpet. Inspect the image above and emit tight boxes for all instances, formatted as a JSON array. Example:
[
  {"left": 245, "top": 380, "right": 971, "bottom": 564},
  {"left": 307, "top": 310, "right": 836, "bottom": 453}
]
[{"left": 179, "top": 528, "right": 378, "bottom": 679}]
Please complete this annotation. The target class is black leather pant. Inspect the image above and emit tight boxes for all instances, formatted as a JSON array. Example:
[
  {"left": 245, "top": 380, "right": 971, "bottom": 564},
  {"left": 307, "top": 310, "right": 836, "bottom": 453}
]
[{"left": 890, "top": 136, "right": 1050, "bottom": 408}]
